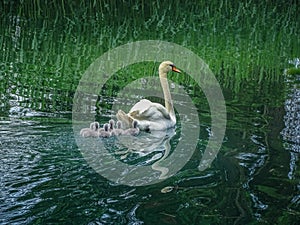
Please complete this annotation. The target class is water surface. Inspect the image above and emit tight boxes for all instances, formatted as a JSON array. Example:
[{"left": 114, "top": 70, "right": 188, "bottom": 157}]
[{"left": 1, "top": 1, "right": 299, "bottom": 224}]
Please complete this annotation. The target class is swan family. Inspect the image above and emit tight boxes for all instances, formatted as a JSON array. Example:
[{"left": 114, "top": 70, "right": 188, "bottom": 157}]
[
  {"left": 80, "top": 119, "right": 140, "bottom": 138},
  {"left": 80, "top": 61, "right": 180, "bottom": 138}
]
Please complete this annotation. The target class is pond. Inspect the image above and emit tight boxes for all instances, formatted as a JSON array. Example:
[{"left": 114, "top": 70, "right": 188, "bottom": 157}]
[{"left": 1, "top": 1, "right": 299, "bottom": 224}]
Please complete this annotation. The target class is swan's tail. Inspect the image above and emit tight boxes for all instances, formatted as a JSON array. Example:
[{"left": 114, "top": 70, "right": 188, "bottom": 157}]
[{"left": 116, "top": 110, "right": 133, "bottom": 129}]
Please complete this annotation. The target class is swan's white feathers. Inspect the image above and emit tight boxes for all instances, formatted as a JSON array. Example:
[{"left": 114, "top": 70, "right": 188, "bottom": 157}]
[
  {"left": 116, "top": 61, "right": 180, "bottom": 131},
  {"left": 129, "top": 103, "right": 171, "bottom": 120}
]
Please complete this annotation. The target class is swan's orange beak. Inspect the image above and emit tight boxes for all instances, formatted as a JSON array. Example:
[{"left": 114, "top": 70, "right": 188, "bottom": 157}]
[{"left": 172, "top": 66, "right": 181, "bottom": 73}]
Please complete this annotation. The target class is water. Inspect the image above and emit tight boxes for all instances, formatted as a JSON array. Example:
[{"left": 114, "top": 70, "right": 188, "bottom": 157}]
[{"left": 1, "top": 1, "right": 300, "bottom": 224}]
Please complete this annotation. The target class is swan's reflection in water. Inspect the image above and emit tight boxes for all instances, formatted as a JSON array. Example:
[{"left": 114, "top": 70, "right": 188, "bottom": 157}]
[
  {"left": 114, "top": 128, "right": 176, "bottom": 179},
  {"left": 78, "top": 127, "right": 178, "bottom": 185}
]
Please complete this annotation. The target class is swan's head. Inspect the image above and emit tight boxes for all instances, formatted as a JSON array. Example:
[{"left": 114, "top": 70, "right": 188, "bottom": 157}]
[
  {"left": 103, "top": 123, "right": 109, "bottom": 132},
  {"left": 159, "top": 61, "right": 181, "bottom": 75},
  {"left": 90, "top": 122, "right": 99, "bottom": 131},
  {"left": 109, "top": 119, "right": 115, "bottom": 129},
  {"left": 132, "top": 120, "right": 138, "bottom": 128},
  {"left": 116, "top": 121, "right": 122, "bottom": 129}
]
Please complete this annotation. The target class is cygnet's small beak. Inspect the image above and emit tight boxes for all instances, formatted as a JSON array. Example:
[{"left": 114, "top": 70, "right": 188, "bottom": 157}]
[{"left": 172, "top": 66, "right": 181, "bottom": 73}]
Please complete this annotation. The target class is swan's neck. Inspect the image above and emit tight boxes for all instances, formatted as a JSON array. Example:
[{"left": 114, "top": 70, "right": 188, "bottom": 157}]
[{"left": 159, "top": 70, "right": 175, "bottom": 122}]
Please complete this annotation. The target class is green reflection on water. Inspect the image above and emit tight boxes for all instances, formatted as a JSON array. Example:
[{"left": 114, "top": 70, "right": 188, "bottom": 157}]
[{"left": 1, "top": 0, "right": 299, "bottom": 114}]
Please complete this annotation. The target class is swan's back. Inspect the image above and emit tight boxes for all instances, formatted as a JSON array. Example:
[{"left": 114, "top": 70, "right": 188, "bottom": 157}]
[{"left": 129, "top": 99, "right": 152, "bottom": 114}]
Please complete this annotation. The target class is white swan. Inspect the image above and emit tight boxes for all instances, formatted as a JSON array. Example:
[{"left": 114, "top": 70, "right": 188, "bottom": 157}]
[
  {"left": 80, "top": 122, "right": 100, "bottom": 137},
  {"left": 111, "top": 121, "right": 124, "bottom": 136},
  {"left": 99, "top": 123, "right": 111, "bottom": 138},
  {"left": 116, "top": 61, "right": 181, "bottom": 131},
  {"left": 123, "top": 120, "right": 140, "bottom": 136},
  {"left": 108, "top": 119, "right": 115, "bottom": 131}
]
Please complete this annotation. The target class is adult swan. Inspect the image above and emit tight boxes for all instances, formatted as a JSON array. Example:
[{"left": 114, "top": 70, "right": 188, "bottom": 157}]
[{"left": 116, "top": 61, "right": 181, "bottom": 131}]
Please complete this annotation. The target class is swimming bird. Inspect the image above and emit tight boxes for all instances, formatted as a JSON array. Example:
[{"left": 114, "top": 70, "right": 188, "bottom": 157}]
[
  {"left": 99, "top": 123, "right": 111, "bottom": 138},
  {"left": 111, "top": 121, "right": 124, "bottom": 136},
  {"left": 116, "top": 61, "right": 181, "bottom": 131},
  {"left": 123, "top": 120, "right": 140, "bottom": 136},
  {"left": 108, "top": 119, "right": 115, "bottom": 132},
  {"left": 80, "top": 122, "right": 100, "bottom": 137}
]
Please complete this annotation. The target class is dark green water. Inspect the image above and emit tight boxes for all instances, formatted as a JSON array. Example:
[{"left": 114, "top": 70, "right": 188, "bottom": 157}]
[{"left": 1, "top": 1, "right": 299, "bottom": 224}]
